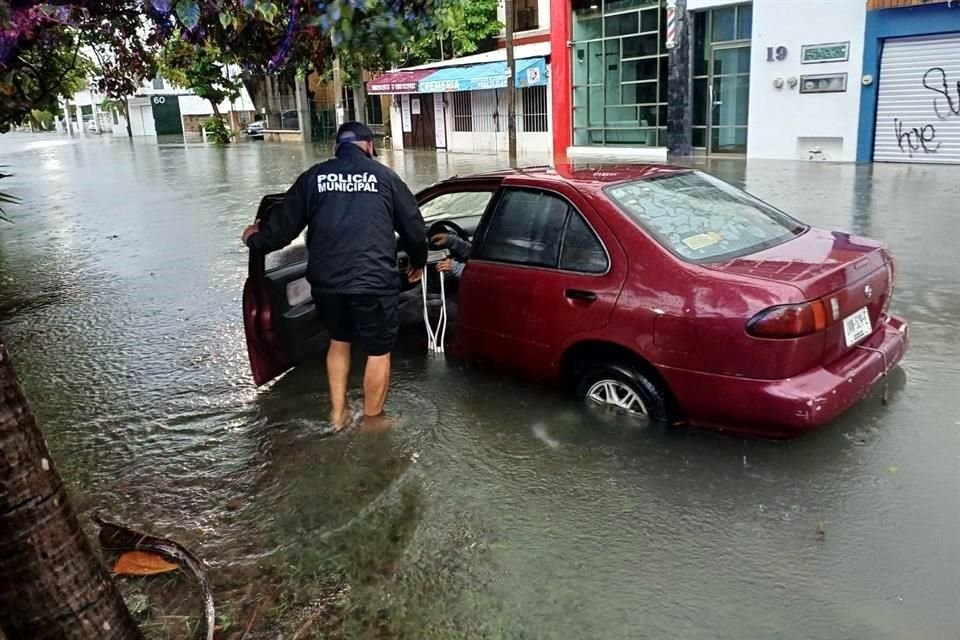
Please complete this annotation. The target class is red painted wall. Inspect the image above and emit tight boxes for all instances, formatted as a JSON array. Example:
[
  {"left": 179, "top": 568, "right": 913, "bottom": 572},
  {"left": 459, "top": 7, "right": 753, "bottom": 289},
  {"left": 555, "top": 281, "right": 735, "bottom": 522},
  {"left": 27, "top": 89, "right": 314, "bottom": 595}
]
[{"left": 549, "top": 0, "right": 571, "bottom": 166}]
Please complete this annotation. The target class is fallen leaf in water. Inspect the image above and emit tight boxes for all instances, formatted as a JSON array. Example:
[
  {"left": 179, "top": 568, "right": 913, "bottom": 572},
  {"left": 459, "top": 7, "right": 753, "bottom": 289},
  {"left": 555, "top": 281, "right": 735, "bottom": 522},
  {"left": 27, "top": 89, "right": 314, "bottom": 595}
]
[
  {"left": 113, "top": 551, "right": 179, "bottom": 576},
  {"left": 888, "top": 466, "right": 898, "bottom": 475}
]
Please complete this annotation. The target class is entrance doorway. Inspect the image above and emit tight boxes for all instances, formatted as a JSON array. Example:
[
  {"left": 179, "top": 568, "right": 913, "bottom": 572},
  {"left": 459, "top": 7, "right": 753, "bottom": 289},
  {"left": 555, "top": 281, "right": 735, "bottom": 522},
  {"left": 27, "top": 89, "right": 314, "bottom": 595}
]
[
  {"left": 708, "top": 44, "right": 750, "bottom": 153},
  {"left": 692, "top": 5, "right": 752, "bottom": 154},
  {"left": 402, "top": 94, "right": 437, "bottom": 150},
  {"left": 150, "top": 94, "right": 183, "bottom": 136}
]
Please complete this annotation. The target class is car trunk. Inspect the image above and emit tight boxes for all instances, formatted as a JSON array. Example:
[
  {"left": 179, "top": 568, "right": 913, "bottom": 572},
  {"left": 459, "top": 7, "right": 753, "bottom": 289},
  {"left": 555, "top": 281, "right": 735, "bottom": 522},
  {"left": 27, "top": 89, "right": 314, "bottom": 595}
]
[{"left": 708, "top": 228, "right": 893, "bottom": 367}]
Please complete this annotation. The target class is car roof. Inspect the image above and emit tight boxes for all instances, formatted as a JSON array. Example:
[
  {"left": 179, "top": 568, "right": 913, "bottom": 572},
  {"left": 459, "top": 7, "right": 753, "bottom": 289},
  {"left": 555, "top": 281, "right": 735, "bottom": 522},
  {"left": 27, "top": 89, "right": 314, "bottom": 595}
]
[{"left": 442, "top": 163, "right": 692, "bottom": 189}]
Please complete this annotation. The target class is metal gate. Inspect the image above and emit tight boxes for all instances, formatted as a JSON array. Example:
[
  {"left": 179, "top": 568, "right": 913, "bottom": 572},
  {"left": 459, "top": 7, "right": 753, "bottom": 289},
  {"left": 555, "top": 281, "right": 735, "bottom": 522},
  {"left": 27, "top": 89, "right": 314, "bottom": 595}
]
[
  {"left": 150, "top": 94, "right": 183, "bottom": 136},
  {"left": 873, "top": 33, "right": 960, "bottom": 164}
]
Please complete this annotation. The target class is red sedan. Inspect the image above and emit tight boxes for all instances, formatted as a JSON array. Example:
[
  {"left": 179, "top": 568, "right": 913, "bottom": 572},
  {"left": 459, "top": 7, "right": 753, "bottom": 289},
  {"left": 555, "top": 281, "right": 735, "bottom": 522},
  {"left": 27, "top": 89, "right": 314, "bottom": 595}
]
[{"left": 243, "top": 165, "right": 908, "bottom": 438}]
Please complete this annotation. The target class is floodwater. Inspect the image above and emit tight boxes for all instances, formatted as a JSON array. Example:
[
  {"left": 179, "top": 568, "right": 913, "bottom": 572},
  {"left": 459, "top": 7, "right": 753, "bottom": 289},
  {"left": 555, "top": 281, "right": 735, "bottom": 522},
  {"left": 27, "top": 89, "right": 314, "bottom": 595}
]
[{"left": 0, "top": 132, "right": 958, "bottom": 639}]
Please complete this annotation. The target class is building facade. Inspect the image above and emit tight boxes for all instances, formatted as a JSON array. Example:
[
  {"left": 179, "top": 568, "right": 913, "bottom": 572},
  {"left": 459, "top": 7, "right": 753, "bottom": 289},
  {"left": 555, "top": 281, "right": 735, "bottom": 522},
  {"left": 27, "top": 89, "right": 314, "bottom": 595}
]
[
  {"left": 550, "top": 0, "right": 878, "bottom": 163},
  {"left": 370, "top": 42, "right": 553, "bottom": 160}
]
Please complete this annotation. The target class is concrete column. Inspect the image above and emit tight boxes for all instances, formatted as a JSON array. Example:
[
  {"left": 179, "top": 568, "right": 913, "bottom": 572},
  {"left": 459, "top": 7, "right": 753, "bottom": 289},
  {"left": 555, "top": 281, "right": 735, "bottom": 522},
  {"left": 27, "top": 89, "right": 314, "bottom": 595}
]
[
  {"left": 295, "top": 73, "right": 312, "bottom": 142},
  {"left": 667, "top": 0, "right": 692, "bottom": 157},
  {"left": 75, "top": 104, "right": 85, "bottom": 136},
  {"left": 91, "top": 98, "right": 100, "bottom": 133}
]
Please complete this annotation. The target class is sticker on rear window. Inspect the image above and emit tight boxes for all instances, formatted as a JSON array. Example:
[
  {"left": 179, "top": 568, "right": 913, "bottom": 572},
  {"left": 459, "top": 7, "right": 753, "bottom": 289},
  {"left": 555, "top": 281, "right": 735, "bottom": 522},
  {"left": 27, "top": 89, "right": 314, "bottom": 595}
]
[{"left": 682, "top": 232, "right": 722, "bottom": 251}]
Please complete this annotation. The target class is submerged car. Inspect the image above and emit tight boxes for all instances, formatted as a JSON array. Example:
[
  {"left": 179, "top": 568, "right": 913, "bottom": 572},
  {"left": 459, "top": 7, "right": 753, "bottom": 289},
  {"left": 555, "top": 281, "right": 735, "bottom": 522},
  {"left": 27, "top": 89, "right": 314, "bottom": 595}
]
[{"left": 243, "top": 165, "right": 908, "bottom": 438}]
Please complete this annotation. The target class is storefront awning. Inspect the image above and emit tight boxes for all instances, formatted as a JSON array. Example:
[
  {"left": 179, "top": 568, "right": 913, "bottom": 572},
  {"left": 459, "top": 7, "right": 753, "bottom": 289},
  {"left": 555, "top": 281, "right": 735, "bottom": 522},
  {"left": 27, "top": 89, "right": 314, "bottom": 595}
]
[
  {"left": 367, "top": 68, "right": 436, "bottom": 95},
  {"left": 417, "top": 57, "right": 548, "bottom": 93}
]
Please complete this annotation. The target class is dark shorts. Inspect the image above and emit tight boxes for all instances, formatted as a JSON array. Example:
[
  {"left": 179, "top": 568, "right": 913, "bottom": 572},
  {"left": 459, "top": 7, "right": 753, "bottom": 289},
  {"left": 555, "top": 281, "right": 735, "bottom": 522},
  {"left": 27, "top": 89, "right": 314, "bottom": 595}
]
[{"left": 314, "top": 293, "right": 399, "bottom": 356}]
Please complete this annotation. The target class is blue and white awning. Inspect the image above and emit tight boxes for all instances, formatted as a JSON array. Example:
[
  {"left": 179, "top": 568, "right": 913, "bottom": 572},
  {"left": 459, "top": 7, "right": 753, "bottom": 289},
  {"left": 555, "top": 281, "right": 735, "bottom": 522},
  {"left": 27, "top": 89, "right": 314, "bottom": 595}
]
[{"left": 369, "top": 57, "right": 548, "bottom": 94}]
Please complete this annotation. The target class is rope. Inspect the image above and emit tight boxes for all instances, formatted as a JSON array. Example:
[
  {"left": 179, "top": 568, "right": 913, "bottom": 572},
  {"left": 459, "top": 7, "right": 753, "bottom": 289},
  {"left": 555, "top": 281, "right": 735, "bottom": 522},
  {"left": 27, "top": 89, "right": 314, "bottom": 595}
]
[{"left": 855, "top": 343, "right": 890, "bottom": 405}]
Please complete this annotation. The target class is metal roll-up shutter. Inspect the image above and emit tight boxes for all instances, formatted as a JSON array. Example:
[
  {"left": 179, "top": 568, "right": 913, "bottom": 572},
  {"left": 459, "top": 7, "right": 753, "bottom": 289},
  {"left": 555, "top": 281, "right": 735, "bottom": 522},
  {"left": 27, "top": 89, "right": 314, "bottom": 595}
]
[{"left": 873, "top": 33, "right": 960, "bottom": 164}]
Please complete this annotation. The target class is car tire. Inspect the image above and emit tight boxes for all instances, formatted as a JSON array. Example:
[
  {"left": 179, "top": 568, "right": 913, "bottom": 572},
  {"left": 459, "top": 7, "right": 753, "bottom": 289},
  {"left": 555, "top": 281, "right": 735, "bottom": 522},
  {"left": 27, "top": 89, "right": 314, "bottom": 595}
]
[{"left": 576, "top": 363, "right": 671, "bottom": 423}]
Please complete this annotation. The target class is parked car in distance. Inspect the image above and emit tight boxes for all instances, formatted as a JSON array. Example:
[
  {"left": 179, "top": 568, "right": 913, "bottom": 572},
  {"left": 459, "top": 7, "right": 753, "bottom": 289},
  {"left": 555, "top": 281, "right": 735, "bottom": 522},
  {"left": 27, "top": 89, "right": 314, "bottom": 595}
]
[
  {"left": 246, "top": 120, "right": 265, "bottom": 139},
  {"left": 280, "top": 110, "right": 299, "bottom": 130},
  {"left": 243, "top": 165, "right": 909, "bottom": 438}
]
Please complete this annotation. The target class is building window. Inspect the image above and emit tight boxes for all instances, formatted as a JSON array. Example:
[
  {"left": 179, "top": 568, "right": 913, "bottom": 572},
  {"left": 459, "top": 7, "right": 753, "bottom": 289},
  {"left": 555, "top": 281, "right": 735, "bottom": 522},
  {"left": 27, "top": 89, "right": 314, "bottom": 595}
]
[
  {"left": 365, "top": 95, "right": 384, "bottom": 125},
  {"left": 478, "top": 189, "right": 569, "bottom": 268},
  {"left": 522, "top": 85, "right": 548, "bottom": 132},
  {"left": 452, "top": 91, "right": 473, "bottom": 132},
  {"left": 151, "top": 76, "right": 164, "bottom": 90},
  {"left": 515, "top": 0, "right": 539, "bottom": 31},
  {"left": 570, "top": 0, "right": 669, "bottom": 148}
]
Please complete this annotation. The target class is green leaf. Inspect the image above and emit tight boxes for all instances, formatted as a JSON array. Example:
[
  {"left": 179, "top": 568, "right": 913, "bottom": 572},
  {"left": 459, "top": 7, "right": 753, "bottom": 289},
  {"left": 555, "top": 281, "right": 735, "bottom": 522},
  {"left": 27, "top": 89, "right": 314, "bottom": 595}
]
[
  {"left": 175, "top": 0, "right": 200, "bottom": 30},
  {"left": 219, "top": 12, "right": 231, "bottom": 29},
  {"left": 257, "top": 1, "right": 279, "bottom": 22}
]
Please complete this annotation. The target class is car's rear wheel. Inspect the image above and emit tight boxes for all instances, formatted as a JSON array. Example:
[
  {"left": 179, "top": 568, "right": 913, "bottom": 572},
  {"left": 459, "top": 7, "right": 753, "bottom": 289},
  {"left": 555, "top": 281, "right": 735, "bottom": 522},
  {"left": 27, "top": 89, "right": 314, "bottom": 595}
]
[{"left": 576, "top": 364, "right": 671, "bottom": 423}]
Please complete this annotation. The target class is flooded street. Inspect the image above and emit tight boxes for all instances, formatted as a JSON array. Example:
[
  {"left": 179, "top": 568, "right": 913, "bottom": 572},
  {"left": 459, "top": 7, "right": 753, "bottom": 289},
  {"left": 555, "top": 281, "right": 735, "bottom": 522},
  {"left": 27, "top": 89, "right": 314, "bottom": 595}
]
[{"left": 0, "top": 132, "right": 958, "bottom": 639}]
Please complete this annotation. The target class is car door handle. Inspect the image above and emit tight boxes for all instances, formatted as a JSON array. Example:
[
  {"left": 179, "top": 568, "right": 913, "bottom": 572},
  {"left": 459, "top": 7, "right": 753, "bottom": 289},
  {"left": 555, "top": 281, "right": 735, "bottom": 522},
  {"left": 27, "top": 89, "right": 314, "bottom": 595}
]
[{"left": 565, "top": 289, "right": 597, "bottom": 302}]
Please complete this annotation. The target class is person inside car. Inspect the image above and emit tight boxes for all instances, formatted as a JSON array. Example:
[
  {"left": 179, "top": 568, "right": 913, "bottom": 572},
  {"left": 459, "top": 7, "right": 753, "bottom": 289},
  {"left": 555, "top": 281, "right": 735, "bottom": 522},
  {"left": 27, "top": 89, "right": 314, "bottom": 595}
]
[{"left": 432, "top": 231, "right": 471, "bottom": 279}]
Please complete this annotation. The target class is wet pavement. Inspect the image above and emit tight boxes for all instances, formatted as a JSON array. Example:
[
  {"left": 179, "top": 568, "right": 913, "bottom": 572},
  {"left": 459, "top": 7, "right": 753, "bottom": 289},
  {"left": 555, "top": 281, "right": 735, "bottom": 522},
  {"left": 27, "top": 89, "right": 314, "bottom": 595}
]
[{"left": 0, "top": 132, "right": 958, "bottom": 639}]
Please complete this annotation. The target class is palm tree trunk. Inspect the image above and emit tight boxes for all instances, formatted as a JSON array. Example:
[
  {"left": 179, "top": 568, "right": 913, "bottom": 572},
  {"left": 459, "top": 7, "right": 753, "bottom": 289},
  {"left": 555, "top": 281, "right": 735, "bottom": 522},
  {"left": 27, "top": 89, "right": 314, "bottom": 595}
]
[{"left": 0, "top": 341, "right": 142, "bottom": 639}]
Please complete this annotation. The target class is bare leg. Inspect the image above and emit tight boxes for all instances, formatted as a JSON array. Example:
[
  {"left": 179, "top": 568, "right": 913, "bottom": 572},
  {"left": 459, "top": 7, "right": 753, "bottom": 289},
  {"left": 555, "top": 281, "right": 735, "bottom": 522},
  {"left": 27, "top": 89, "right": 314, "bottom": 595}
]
[
  {"left": 327, "top": 340, "right": 352, "bottom": 430},
  {"left": 363, "top": 353, "right": 391, "bottom": 418}
]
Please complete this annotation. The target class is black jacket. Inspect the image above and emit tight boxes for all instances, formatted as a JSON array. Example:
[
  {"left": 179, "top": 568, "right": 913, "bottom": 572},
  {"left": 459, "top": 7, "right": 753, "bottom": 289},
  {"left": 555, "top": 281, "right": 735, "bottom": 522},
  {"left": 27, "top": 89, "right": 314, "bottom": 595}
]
[{"left": 247, "top": 144, "right": 428, "bottom": 295}]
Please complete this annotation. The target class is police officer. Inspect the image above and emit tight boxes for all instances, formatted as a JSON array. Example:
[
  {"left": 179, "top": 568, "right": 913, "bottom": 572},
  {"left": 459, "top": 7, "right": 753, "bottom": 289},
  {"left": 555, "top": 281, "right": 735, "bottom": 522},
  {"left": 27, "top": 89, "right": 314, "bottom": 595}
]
[{"left": 242, "top": 122, "right": 428, "bottom": 431}]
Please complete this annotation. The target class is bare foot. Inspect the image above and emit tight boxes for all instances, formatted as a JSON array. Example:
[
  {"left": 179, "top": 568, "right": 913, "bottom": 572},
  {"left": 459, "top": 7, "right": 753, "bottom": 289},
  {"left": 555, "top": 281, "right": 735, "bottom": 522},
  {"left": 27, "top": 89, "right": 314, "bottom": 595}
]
[
  {"left": 330, "top": 406, "right": 352, "bottom": 433},
  {"left": 360, "top": 412, "right": 394, "bottom": 434}
]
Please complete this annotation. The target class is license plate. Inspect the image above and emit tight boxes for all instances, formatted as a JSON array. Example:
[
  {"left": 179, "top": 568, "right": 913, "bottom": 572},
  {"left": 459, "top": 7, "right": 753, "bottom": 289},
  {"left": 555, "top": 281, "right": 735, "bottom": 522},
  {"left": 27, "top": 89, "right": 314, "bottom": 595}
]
[{"left": 843, "top": 307, "right": 873, "bottom": 347}]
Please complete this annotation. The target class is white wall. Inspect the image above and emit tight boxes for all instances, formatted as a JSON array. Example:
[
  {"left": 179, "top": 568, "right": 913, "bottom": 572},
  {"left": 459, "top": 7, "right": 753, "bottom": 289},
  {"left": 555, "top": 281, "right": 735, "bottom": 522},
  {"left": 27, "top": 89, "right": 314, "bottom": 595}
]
[
  {"left": 747, "top": 1, "right": 865, "bottom": 161},
  {"left": 178, "top": 94, "right": 238, "bottom": 116},
  {"left": 124, "top": 98, "right": 156, "bottom": 136},
  {"left": 442, "top": 88, "right": 552, "bottom": 159}
]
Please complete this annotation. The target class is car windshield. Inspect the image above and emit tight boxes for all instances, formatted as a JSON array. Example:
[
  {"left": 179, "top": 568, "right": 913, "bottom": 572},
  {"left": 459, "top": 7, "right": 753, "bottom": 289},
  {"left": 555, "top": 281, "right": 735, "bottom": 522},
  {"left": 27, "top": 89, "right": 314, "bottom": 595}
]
[
  {"left": 420, "top": 191, "right": 491, "bottom": 222},
  {"left": 606, "top": 171, "right": 806, "bottom": 262}
]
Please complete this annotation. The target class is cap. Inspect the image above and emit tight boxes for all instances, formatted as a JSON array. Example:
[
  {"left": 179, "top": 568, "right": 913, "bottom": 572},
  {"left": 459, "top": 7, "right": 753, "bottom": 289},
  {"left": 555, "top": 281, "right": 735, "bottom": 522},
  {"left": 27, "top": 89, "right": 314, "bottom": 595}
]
[{"left": 335, "top": 121, "right": 377, "bottom": 155}]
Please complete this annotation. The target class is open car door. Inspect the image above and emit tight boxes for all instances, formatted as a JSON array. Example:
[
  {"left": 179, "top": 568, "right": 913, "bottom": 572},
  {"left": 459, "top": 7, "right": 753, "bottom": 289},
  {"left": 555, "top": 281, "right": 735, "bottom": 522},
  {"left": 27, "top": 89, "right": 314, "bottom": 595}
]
[{"left": 243, "top": 194, "right": 328, "bottom": 386}]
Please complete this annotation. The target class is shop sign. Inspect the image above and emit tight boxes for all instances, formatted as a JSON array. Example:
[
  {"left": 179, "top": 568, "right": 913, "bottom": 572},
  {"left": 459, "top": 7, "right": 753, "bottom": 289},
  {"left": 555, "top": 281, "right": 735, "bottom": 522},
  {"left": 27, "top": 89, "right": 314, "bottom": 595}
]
[{"left": 801, "top": 42, "right": 850, "bottom": 64}]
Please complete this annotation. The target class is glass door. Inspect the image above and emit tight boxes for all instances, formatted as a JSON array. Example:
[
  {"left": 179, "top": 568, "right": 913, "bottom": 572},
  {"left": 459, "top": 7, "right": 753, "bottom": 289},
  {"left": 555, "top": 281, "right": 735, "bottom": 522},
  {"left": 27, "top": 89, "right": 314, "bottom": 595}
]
[{"left": 708, "top": 44, "right": 750, "bottom": 154}]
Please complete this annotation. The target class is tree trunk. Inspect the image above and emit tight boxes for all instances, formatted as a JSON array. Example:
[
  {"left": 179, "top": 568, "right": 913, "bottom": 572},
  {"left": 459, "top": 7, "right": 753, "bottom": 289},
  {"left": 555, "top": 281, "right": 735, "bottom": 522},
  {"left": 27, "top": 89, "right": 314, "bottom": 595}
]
[
  {"left": 0, "top": 341, "right": 142, "bottom": 639},
  {"left": 352, "top": 82, "right": 368, "bottom": 125},
  {"left": 210, "top": 100, "right": 221, "bottom": 118},
  {"left": 124, "top": 98, "right": 132, "bottom": 139},
  {"left": 242, "top": 76, "right": 266, "bottom": 115}
]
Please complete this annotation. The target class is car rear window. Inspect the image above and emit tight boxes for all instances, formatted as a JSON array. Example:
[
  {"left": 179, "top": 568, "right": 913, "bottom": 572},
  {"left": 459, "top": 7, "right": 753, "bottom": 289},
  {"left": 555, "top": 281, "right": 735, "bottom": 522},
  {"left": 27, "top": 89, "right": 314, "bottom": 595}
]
[{"left": 606, "top": 171, "right": 806, "bottom": 262}]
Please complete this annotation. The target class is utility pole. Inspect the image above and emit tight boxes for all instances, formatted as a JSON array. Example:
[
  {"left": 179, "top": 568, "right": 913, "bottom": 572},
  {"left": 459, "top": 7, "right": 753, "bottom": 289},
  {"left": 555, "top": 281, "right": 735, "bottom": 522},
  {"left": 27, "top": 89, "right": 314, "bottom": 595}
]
[
  {"left": 504, "top": 0, "right": 518, "bottom": 167},
  {"left": 332, "top": 34, "right": 346, "bottom": 127}
]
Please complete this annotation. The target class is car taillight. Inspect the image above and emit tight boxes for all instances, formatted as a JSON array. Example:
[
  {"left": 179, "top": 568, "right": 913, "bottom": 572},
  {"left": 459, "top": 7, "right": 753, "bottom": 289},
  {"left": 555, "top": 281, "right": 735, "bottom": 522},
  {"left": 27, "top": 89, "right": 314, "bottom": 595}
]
[
  {"left": 747, "top": 300, "right": 828, "bottom": 339},
  {"left": 883, "top": 258, "right": 895, "bottom": 315}
]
